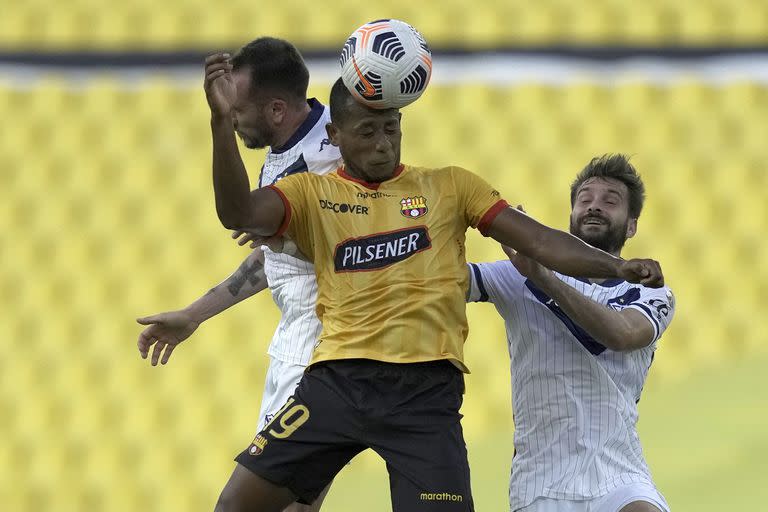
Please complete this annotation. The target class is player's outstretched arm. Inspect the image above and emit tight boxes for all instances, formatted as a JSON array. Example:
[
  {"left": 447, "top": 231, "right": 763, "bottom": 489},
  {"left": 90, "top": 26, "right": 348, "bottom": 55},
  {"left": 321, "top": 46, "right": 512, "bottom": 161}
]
[
  {"left": 204, "top": 53, "right": 285, "bottom": 234},
  {"left": 486, "top": 207, "right": 664, "bottom": 287},
  {"left": 502, "top": 246, "right": 656, "bottom": 351},
  {"left": 136, "top": 247, "right": 268, "bottom": 365}
]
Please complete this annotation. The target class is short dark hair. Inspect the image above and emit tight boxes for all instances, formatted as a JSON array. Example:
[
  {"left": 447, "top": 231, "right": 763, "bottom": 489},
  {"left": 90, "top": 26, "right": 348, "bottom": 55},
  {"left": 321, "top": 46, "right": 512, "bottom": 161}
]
[
  {"left": 329, "top": 77, "right": 357, "bottom": 126},
  {"left": 570, "top": 154, "right": 646, "bottom": 218},
  {"left": 230, "top": 37, "right": 309, "bottom": 102}
]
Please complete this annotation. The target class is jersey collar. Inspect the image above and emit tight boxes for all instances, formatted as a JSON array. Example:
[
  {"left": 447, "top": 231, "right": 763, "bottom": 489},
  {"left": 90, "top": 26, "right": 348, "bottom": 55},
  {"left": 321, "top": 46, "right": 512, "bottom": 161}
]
[
  {"left": 271, "top": 98, "right": 325, "bottom": 155},
  {"left": 338, "top": 164, "right": 405, "bottom": 190}
]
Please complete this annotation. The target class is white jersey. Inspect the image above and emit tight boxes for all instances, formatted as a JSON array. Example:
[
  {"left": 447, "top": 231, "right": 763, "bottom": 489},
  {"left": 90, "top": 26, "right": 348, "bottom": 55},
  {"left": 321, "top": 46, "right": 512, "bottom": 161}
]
[
  {"left": 258, "top": 98, "right": 341, "bottom": 365},
  {"left": 467, "top": 261, "right": 675, "bottom": 511}
]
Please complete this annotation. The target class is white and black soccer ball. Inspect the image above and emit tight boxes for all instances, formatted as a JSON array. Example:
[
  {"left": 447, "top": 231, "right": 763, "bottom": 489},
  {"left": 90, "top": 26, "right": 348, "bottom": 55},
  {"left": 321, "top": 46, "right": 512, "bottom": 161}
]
[{"left": 339, "top": 19, "right": 432, "bottom": 109}]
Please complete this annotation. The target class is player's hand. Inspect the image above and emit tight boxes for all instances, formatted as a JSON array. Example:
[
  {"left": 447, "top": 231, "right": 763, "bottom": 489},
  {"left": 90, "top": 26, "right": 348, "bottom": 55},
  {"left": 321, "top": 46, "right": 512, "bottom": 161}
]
[
  {"left": 136, "top": 310, "right": 200, "bottom": 366},
  {"left": 618, "top": 259, "right": 664, "bottom": 288},
  {"left": 231, "top": 230, "right": 309, "bottom": 261},
  {"left": 231, "top": 229, "right": 275, "bottom": 249},
  {"left": 204, "top": 52, "right": 236, "bottom": 118}
]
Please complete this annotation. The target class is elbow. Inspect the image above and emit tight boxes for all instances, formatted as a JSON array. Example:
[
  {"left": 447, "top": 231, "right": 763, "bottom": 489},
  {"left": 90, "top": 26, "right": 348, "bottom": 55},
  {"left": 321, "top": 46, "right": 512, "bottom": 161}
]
[
  {"left": 600, "top": 330, "right": 646, "bottom": 352},
  {"left": 600, "top": 336, "right": 631, "bottom": 352},
  {"left": 216, "top": 206, "right": 249, "bottom": 231}
]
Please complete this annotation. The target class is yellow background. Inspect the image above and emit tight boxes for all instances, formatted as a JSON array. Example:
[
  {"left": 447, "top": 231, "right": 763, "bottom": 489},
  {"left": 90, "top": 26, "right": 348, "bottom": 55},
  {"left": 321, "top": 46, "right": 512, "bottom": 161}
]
[{"left": 2, "top": 1, "right": 767, "bottom": 510}]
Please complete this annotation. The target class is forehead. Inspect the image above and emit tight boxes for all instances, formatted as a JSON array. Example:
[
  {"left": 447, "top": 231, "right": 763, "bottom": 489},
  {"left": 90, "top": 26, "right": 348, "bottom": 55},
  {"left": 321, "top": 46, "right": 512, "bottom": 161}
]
[
  {"left": 232, "top": 69, "right": 251, "bottom": 96},
  {"left": 232, "top": 68, "right": 267, "bottom": 109},
  {"left": 575, "top": 177, "right": 628, "bottom": 198},
  {"left": 344, "top": 98, "right": 399, "bottom": 126}
]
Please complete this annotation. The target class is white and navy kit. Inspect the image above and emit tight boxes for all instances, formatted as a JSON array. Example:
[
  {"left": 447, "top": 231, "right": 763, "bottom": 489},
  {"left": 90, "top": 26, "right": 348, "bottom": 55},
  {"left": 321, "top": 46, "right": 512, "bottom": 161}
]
[
  {"left": 255, "top": 98, "right": 341, "bottom": 429},
  {"left": 467, "top": 261, "right": 675, "bottom": 511}
]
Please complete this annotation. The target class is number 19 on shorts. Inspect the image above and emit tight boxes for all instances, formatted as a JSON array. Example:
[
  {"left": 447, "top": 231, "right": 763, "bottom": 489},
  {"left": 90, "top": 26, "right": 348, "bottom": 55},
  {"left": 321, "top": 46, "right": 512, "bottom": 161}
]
[{"left": 264, "top": 397, "right": 310, "bottom": 439}]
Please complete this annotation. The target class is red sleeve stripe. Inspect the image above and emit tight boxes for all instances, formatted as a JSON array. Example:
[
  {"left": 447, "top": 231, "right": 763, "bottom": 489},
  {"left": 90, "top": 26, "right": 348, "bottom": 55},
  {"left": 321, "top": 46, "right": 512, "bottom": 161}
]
[
  {"left": 477, "top": 199, "right": 509, "bottom": 236},
  {"left": 266, "top": 185, "right": 292, "bottom": 238}
]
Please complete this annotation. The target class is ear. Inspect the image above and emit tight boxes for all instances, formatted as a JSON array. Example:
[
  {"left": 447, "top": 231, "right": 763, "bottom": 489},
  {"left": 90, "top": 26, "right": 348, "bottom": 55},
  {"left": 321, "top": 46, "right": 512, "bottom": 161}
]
[
  {"left": 267, "top": 99, "right": 288, "bottom": 124},
  {"left": 626, "top": 217, "right": 638, "bottom": 239},
  {"left": 326, "top": 122, "right": 340, "bottom": 146}
]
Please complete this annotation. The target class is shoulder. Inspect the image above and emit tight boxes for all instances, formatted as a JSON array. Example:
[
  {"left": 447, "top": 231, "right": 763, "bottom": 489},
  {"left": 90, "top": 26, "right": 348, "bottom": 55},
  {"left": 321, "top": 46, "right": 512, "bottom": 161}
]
[
  {"left": 635, "top": 283, "right": 675, "bottom": 305},
  {"left": 469, "top": 260, "right": 525, "bottom": 302},
  {"left": 405, "top": 166, "right": 478, "bottom": 190},
  {"left": 404, "top": 165, "right": 472, "bottom": 176}
]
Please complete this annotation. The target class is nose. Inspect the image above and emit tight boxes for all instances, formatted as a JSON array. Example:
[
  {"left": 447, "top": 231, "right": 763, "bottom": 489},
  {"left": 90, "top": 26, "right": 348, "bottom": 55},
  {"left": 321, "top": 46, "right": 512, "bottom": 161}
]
[{"left": 374, "top": 133, "right": 392, "bottom": 152}]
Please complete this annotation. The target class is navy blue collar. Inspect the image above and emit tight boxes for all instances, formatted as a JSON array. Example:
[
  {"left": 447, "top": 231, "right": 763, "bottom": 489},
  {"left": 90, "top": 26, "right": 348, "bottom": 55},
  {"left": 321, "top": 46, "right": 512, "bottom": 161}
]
[{"left": 271, "top": 98, "right": 325, "bottom": 154}]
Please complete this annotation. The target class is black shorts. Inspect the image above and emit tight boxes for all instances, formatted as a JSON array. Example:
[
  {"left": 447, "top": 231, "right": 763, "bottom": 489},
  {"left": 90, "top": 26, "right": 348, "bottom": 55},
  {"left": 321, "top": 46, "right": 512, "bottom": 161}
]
[{"left": 235, "top": 359, "right": 474, "bottom": 510}]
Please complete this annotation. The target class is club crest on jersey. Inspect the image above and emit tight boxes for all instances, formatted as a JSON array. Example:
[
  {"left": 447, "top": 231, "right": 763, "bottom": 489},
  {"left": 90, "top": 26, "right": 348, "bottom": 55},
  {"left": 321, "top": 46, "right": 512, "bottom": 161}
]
[
  {"left": 400, "top": 196, "right": 428, "bottom": 219},
  {"left": 248, "top": 434, "right": 268, "bottom": 456}
]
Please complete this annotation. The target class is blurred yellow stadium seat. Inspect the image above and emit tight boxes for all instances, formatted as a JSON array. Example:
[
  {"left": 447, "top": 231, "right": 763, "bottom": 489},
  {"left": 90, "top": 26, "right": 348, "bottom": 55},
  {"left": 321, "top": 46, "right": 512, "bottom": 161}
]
[
  {"left": 1, "top": 0, "right": 768, "bottom": 49},
  {"left": 3, "top": 75, "right": 767, "bottom": 511}
]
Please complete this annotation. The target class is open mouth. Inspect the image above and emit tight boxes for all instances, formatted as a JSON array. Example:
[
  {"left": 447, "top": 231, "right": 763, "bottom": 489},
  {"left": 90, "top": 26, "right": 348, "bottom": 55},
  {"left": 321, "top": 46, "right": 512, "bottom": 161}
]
[{"left": 582, "top": 217, "right": 608, "bottom": 226}]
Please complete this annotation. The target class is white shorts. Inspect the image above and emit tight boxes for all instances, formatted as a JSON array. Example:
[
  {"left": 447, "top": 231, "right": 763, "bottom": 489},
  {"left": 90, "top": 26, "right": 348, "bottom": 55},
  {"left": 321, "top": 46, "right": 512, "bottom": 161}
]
[
  {"left": 255, "top": 357, "right": 307, "bottom": 432},
  {"left": 518, "top": 482, "right": 670, "bottom": 512}
]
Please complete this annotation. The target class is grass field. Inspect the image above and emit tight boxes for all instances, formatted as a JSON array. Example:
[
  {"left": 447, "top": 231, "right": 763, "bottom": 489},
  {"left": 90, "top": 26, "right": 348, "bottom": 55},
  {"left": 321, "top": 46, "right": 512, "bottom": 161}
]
[{"left": 322, "top": 351, "right": 768, "bottom": 510}]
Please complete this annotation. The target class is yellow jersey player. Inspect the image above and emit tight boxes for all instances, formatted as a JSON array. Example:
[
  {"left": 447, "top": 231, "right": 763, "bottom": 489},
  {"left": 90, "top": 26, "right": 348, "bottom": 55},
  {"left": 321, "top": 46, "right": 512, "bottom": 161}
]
[{"left": 197, "top": 61, "right": 665, "bottom": 512}]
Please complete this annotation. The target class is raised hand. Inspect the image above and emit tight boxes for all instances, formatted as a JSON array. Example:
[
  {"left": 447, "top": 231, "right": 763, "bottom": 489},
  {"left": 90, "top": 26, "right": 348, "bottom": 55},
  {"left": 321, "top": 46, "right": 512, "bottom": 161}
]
[{"left": 204, "top": 52, "right": 236, "bottom": 118}]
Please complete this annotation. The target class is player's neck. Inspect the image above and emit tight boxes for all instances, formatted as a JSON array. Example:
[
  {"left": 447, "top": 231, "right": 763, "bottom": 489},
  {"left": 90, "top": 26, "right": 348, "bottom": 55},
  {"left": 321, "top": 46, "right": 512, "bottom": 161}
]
[
  {"left": 272, "top": 101, "right": 313, "bottom": 149},
  {"left": 344, "top": 163, "right": 401, "bottom": 184}
]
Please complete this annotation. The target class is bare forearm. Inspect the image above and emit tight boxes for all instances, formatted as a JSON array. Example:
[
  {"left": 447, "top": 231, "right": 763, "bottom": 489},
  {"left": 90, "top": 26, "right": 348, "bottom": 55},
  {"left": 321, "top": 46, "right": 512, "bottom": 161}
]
[
  {"left": 532, "top": 226, "right": 623, "bottom": 278},
  {"left": 531, "top": 274, "right": 647, "bottom": 351},
  {"left": 487, "top": 208, "right": 622, "bottom": 279},
  {"left": 211, "top": 115, "right": 255, "bottom": 229},
  {"left": 185, "top": 249, "right": 268, "bottom": 323}
]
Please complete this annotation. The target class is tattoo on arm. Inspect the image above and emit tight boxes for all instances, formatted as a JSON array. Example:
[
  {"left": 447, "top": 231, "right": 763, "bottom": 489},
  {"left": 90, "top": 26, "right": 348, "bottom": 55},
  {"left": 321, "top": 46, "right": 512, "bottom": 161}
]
[{"left": 227, "top": 256, "right": 265, "bottom": 297}]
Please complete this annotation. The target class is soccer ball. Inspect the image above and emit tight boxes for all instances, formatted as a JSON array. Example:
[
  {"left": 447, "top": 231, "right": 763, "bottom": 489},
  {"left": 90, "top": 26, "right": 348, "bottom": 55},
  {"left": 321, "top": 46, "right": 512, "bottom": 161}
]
[{"left": 339, "top": 19, "right": 432, "bottom": 109}]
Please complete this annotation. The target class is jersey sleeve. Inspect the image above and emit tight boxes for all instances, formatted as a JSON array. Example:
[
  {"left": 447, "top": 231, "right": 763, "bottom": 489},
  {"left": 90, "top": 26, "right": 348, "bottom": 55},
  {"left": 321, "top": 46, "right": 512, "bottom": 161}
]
[
  {"left": 466, "top": 260, "right": 525, "bottom": 304},
  {"left": 450, "top": 167, "right": 509, "bottom": 236},
  {"left": 267, "top": 173, "right": 314, "bottom": 260},
  {"left": 623, "top": 286, "right": 676, "bottom": 343}
]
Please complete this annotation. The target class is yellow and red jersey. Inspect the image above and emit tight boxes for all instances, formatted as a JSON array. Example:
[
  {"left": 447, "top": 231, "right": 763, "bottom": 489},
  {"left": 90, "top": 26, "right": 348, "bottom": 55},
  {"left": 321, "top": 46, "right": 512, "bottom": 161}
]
[{"left": 269, "top": 164, "right": 507, "bottom": 372}]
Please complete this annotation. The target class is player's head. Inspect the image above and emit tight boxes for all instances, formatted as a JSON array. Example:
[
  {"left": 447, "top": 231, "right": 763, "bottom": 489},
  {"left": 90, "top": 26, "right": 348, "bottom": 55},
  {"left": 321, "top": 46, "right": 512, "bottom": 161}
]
[
  {"left": 229, "top": 37, "right": 310, "bottom": 149},
  {"left": 569, "top": 154, "right": 646, "bottom": 255},
  {"left": 326, "top": 77, "right": 402, "bottom": 183}
]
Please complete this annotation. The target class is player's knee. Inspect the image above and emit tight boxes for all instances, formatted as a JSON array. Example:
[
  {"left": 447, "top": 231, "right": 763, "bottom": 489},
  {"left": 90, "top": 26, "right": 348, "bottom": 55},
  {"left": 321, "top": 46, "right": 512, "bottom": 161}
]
[{"left": 619, "top": 500, "right": 663, "bottom": 512}]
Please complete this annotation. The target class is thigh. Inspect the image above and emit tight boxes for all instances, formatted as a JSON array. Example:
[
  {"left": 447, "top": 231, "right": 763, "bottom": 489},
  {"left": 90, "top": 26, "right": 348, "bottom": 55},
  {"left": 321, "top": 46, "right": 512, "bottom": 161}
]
[
  {"left": 235, "top": 365, "right": 365, "bottom": 505},
  {"left": 593, "top": 483, "right": 669, "bottom": 512},
  {"left": 371, "top": 364, "right": 474, "bottom": 511},
  {"left": 256, "top": 359, "right": 306, "bottom": 432},
  {"left": 215, "top": 463, "right": 297, "bottom": 512}
]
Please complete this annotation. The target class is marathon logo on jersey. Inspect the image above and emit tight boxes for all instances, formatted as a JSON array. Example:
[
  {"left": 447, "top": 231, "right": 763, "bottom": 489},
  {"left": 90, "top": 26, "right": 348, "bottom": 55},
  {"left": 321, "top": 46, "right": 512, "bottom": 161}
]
[
  {"left": 400, "top": 196, "right": 428, "bottom": 218},
  {"left": 334, "top": 226, "right": 431, "bottom": 272},
  {"left": 319, "top": 199, "right": 369, "bottom": 215},
  {"left": 248, "top": 434, "right": 268, "bottom": 456},
  {"left": 357, "top": 191, "right": 395, "bottom": 199}
]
